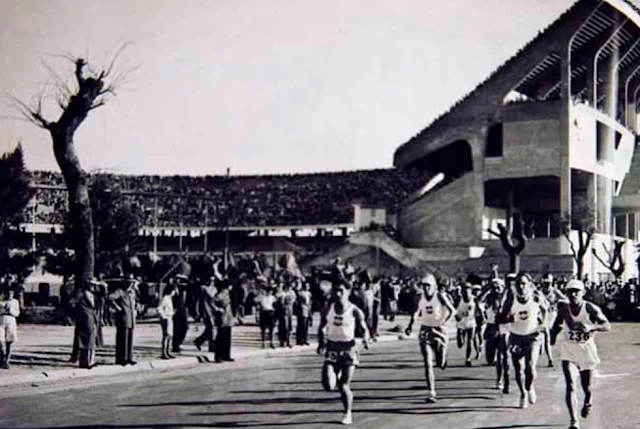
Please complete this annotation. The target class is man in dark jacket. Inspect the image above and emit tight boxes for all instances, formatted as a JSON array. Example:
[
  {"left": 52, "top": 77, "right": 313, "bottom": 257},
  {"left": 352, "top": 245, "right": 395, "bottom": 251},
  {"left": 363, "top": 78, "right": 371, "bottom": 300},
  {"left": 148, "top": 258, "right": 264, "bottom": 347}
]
[
  {"left": 76, "top": 281, "right": 99, "bottom": 369},
  {"left": 194, "top": 277, "right": 218, "bottom": 352},
  {"left": 107, "top": 276, "right": 139, "bottom": 366},
  {"left": 171, "top": 275, "right": 189, "bottom": 353},
  {"left": 214, "top": 280, "right": 234, "bottom": 363}
]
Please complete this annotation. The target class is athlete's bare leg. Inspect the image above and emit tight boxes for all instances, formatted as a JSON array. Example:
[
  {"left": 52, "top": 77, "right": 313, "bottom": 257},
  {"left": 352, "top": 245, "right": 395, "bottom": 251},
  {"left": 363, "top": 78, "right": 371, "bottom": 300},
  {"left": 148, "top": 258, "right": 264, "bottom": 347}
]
[
  {"left": 465, "top": 328, "right": 475, "bottom": 366},
  {"left": 543, "top": 327, "right": 554, "bottom": 367},
  {"left": 322, "top": 362, "right": 338, "bottom": 392},
  {"left": 562, "top": 361, "right": 580, "bottom": 427},
  {"left": 512, "top": 353, "right": 527, "bottom": 407},
  {"left": 420, "top": 342, "right": 436, "bottom": 401},
  {"left": 524, "top": 340, "right": 540, "bottom": 404},
  {"left": 579, "top": 369, "right": 594, "bottom": 418},
  {"left": 499, "top": 334, "right": 510, "bottom": 393},
  {"left": 338, "top": 364, "right": 356, "bottom": 424}
]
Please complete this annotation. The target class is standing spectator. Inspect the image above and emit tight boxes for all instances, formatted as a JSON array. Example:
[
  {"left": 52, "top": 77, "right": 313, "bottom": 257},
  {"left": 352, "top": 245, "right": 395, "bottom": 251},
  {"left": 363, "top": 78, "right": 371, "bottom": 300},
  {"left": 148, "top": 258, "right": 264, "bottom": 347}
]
[
  {"left": 213, "top": 280, "right": 234, "bottom": 363},
  {"left": 0, "top": 287, "right": 20, "bottom": 369},
  {"left": 370, "top": 279, "right": 381, "bottom": 341},
  {"left": 93, "top": 275, "right": 109, "bottom": 348},
  {"left": 171, "top": 275, "right": 189, "bottom": 354},
  {"left": 107, "top": 276, "right": 139, "bottom": 366},
  {"left": 158, "top": 284, "right": 177, "bottom": 359},
  {"left": 194, "top": 277, "right": 217, "bottom": 352},
  {"left": 257, "top": 284, "right": 277, "bottom": 349},
  {"left": 276, "top": 281, "right": 296, "bottom": 348},
  {"left": 233, "top": 278, "right": 247, "bottom": 325},
  {"left": 295, "top": 281, "right": 312, "bottom": 346},
  {"left": 75, "top": 281, "right": 99, "bottom": 369}
]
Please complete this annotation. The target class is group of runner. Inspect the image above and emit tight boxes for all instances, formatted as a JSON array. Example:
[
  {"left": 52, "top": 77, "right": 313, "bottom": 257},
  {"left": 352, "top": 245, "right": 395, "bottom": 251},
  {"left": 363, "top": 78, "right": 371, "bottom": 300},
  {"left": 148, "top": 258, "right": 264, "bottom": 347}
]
[{"left": 316, "top": 271, "right": 611, "bottom": 429}]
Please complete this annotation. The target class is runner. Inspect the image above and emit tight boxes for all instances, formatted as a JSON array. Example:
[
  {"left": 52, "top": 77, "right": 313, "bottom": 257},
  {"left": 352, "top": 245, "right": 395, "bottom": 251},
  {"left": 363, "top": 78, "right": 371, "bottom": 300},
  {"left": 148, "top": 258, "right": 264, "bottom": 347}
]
[
  {"left": 472, "top": 284, "right": 487, "bottom": 360},
  {"left": 498, "top": 273, "right": 548, "bottom": 408},
  {"left": 479, "top": 278, "right": 509, "bottom": 390},
  {"left": 551, "top": 279, "right": 611, "bottom": 429},
  {"left": 455, "top": 282, "right": 477, "bottom": 367},
  {"left": 541, "top": 273, "right": 567, "bottom": 368},
  {"left": 317, "top": 281, "right": 370, "bottom": 425},
  {"left": 405, "top": 274, "right": 455, "bottom": 403}
]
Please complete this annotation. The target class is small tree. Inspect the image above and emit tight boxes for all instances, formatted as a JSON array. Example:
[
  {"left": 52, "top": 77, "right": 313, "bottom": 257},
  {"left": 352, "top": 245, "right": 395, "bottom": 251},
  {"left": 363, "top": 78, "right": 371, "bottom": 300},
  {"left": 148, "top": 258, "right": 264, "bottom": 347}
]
[
  {"left": 488, "top": 212, "right": 526, "bottom": 274},
  {"left": 592, "top": 240, "right": 625, "bottom": 279},
  {"left": 0, "top": 144, "right": 34, "bottom": 241},
  {"left": 560, "top": 196, "right": 596, "bottom": 280}
]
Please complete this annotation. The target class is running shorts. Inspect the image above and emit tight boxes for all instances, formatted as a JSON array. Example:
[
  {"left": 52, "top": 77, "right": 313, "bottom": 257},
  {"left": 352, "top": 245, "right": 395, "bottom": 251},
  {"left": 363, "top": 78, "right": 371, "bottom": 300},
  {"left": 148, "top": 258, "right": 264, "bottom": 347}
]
[
  {"left": 325, "top": 340, "right": 359, "bottom": 367},
  {"left": 508, "top": 332, "right": 540, "bottom": 358},
  {"left": 419, "top": 325, "right": 448, "bottom": 349},
  {"left": 558, "top": 339, "right": 600, "bottom": 371},
  {"left": 0, "top": 316, "right": 18, "bottom": 343}
]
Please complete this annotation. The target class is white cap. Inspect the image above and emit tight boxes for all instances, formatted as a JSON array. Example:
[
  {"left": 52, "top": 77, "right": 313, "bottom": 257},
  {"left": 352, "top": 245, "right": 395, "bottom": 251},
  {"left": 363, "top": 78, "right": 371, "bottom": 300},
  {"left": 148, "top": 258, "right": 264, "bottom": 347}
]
[{"left": 566, "top": 279, "right": 585, "bottom": 291}]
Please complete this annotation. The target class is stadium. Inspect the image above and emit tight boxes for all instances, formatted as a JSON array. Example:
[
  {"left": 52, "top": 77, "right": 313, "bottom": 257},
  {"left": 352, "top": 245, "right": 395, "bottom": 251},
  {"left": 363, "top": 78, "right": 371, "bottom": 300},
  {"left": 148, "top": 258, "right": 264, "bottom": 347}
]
[{"left": 18, "top": 0, "right": 640, "bottom": 283}]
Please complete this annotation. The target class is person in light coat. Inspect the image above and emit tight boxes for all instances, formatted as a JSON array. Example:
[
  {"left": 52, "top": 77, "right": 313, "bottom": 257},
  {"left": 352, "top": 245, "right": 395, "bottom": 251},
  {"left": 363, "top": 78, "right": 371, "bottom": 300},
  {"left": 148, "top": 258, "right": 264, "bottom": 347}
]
[
  {"left": 158, "top": 284, "right": 177, "bottom": 359},
  {"left": 0, "top": 287, "right": 20, "bottom": 369}
]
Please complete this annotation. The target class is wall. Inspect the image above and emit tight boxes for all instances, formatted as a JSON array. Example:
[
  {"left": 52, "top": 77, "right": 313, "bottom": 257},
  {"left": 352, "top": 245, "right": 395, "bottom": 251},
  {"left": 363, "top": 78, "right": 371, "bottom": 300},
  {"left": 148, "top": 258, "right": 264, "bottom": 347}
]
[
  {"left": 353, "top": 205, "right": 387, "bottom": 230},
  {"left": 483, "top": 119, "right": 563, "bottom": 180},
  {"left": 569, "top": 103, "right": 635, "bottom": 182},
  {"left": 399, "top": 173, "right": 476, "bottom": 246}
]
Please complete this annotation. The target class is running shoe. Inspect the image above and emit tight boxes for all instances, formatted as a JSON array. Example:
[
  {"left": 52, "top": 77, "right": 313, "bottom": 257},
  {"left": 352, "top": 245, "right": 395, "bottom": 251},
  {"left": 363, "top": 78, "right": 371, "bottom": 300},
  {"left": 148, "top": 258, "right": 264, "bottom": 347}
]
[
  {"left": 341, "top": 412, "right": 353, "bottom": 425},
  {"left": 519, "top": 393, "right": 528, "bottom": 409},
  {"left": 581, "top": 402, "right": 592, "bottom": 418},
  {"left": 425, "top": 391, "right": 437, "bottom": 403},
  {"left": 568, "top": 420, "right": 580, "bottom": 429},
  {"left": 495, "top": 381, "right": 503, "bottom": 390},
  {"left": 528, "top": 387, "right": 537, "bottom": 404}
]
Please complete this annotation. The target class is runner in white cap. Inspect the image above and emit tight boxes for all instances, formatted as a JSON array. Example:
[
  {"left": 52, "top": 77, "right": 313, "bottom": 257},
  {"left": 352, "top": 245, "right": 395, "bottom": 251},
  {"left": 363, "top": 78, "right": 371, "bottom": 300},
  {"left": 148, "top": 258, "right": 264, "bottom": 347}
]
[
  {"left": 498, "top": 273, "right": 548, "bottom": 408},
  {"left": 551, "top": 279, "right": 610, "bottom": 429},
  {"left": 317, "top": 281, "right": 370, "bottom": 425},
  {"left": 455, "top": 282, "right": 477, "bottom": 367},
  {"left": 406, "top": 274, "right": 456, "bottom": 403}
]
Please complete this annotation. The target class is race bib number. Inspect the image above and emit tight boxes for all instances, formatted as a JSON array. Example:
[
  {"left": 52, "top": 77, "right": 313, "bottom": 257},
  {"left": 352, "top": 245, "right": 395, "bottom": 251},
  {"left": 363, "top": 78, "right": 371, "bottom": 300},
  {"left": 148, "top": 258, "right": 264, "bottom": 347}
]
[
  {"left": 567, "top": 330, "right": 590, "bottom": 343},
  {"left": 332, "top": 315, "right": 343, "bottom": 326}
]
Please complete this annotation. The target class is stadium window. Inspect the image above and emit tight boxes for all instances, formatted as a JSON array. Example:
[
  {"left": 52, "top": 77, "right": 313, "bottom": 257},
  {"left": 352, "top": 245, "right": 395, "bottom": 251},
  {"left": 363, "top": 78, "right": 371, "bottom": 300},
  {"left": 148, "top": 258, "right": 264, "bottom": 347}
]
[{"left": 485, "top": 123, "right": 503, "bottom": 157}]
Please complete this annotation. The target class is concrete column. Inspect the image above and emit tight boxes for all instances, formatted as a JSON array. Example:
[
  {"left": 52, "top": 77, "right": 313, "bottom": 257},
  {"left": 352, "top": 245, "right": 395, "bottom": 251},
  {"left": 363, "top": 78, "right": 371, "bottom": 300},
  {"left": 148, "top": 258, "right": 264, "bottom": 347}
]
[
  {"left": 559, "top": 47, "right": 572, "bottom": 223},
  {"left": 596, "top": 174, "right": 612, "bottom": 235},
  {"left": 471, "top": 132, "right": 485, "bottom": 246},
  {"left": 585, "top": 63, "right": 595, "bottom": 105}
]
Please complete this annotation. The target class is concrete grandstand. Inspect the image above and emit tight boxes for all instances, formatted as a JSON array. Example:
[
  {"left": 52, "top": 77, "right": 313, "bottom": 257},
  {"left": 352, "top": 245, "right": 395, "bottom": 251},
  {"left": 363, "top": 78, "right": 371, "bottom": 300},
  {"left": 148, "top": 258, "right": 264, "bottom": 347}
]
[{"left": 20, "top": 0, "right": 640, "bottom": 280}]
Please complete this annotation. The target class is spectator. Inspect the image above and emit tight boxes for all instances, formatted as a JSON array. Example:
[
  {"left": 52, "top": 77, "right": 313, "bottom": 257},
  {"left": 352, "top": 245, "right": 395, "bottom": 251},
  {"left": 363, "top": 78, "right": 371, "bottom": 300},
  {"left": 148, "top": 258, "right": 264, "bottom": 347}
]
[
  {"left": 194, "top": 277, "right": 217, "bottom": 353},
  {"left": 171, "top": 275, "right": 189, "bottom": 354},
  {"left": 107, "top": 275, "right": 139, "bottom": 366},
  {"left": 276, "top": 281, "right": 296, "bottom": 348},
  {"left": 158, "top": 284, "right": 177, "bottom": 359},
  {"left": 0, "top": 287, "right": 20, "bottom": 369},
  {"left": 75, "top": 281, "right": 99, "bottom": 369},
  {"left": 295, "top": 281, "right": 312, "bottom": 346},
  {"left": 257, "top": 283, "right": 277, "bottom": 349},
  {"left": 213, "top": 280, "right": 234, "bottom": 363}
]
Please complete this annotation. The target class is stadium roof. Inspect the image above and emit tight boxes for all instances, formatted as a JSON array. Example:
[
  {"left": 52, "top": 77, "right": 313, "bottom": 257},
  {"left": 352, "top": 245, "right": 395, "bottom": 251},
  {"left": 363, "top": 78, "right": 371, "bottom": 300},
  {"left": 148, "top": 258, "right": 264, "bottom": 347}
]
[{"left": 395, "top": 0, "right": 640, "bottom": 166}]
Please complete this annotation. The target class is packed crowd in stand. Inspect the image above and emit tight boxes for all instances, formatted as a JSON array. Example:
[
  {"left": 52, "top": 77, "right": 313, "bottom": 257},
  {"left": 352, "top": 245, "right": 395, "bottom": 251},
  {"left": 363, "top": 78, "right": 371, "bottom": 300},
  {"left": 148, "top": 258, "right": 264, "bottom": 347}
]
[{"left": 27, "top": 168, "right": 435, "bottom": 227}]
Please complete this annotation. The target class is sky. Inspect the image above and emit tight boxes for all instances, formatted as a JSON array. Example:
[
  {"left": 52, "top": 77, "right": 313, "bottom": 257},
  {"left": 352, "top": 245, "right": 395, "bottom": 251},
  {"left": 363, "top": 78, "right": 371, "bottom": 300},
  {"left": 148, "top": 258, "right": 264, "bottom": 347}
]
[{"left": 0, "top": 0, "right": 579, "bottom": 177}]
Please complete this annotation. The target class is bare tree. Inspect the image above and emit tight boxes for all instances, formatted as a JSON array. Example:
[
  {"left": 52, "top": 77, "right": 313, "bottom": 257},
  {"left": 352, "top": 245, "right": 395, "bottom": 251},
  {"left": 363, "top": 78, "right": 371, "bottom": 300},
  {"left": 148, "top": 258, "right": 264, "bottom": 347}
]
[
  {"left": 11, "top": 52, "right": 127, "bottom": 291},
  {"left": 592, "top": 240, "right": 625, "bottom": 279},
  {"left": 488, "top": 212, "right": 526, "bottom": 274},
  {"left": 560, "top": 196, "right": 596, "bottom": 280}
]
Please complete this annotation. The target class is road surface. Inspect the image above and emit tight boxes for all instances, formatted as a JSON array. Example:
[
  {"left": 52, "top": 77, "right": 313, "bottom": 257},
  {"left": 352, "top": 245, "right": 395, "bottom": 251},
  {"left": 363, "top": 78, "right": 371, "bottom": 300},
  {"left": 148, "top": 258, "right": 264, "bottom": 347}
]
[{"left": 1, "top": 323, "right": 639, "bottom": 429}]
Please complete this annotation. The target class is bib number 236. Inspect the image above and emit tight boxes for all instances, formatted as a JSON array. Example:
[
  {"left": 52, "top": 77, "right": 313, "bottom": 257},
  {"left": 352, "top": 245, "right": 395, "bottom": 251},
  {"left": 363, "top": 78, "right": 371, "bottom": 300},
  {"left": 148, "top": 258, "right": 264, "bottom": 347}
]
[{"left": 568, "top": 330, "right": 590, "bottom": 342}]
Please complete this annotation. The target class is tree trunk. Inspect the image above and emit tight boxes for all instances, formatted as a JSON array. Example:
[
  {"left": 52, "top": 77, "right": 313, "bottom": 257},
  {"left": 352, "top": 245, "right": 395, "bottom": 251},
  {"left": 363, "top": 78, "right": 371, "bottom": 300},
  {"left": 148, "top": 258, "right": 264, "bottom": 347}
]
[
  {"left": 510, "top": 253, "right": 520, "bottom": 274},
  {"left": 576, "top": 259, "right": 584, "bottom": 280},
  {"left": 52, "top": 128, "right": 94, "bottom": 291}
]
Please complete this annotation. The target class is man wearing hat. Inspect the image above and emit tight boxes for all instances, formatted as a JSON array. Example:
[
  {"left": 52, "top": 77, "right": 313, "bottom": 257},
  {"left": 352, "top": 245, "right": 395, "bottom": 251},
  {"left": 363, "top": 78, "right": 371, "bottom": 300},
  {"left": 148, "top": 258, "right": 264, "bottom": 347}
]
[
  {"left": 213, "top": 279, "right": 234, "bottom": 362},
  {"left": 551, "top": 279, "right": 610, "bottom": 429},
  {"left": 107, "top": 275, "right": 139, "bottom": 366},
  {"left": 194, "top": 276, "right": 218, "bottom": 353},
  {"left": 498, "top": 273, "right": 548, "bottom": 409},
  {"left": 171, "top": 274, "right": 190, "bottom": 354}
]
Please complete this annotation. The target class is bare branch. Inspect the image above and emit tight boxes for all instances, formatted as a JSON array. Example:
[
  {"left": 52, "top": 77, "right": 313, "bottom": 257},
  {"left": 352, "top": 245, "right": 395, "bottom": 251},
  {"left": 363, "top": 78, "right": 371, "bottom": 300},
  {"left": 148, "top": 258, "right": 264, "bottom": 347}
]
[
  {"left": 103, "top": 42, "right": 132, "bottom": 79},
  {"left": 487, "top": 228, "right": 500, "bottom": 238},
  {"left": 563, "top": 230, "right": 579, "bottom": 259},
  {"left": 602, "top": 242, "right": 613, "bottom": 260},
  {"left": 6, "top": 93, "right": 53, "bottom": 130},
  {"left": 88, "top": 100, "right": 106, "bottom": 111},
  {"left": 592, "top": 248, "right": 609, "bottom": 268},
  {"left": 41, "top": 59, "right": 73, "bottom": 99}
]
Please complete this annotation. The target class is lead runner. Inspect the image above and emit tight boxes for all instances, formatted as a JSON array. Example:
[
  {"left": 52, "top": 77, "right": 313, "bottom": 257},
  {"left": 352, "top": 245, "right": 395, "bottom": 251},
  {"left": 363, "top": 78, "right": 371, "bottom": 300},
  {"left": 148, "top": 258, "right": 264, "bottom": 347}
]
[
  {"left": 317, "top": 281, "right": 370, "bottom": 425},
  {"left": 405, "top": 274, "right": 456, "bottom": 403},
  {"left": 551, "top": 279, "right": 611, "bottom": 429}
]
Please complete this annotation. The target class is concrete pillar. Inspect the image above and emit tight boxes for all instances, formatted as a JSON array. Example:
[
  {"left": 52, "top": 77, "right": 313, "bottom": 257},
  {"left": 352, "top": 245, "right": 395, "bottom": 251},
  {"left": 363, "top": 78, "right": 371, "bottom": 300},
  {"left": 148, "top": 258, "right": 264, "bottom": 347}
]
[
  {"left": 559, "top": 47, "right": 572, "bottom": 222},
  {"left": 471, "top": 132, "right": 485, "bottom": 246},
  {"left": 596, "top": 174, "right": 612, "bottom": 235},
  {"left": 586, "top": 63, "right": 595, "bottom": 105}
]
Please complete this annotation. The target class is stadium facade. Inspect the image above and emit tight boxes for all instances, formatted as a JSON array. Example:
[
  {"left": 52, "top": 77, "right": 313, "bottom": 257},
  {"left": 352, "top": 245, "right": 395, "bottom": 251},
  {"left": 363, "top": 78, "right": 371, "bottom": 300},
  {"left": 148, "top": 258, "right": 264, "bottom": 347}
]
[{"left": 390, "top": 0, "right": 640, "bottom": 279}]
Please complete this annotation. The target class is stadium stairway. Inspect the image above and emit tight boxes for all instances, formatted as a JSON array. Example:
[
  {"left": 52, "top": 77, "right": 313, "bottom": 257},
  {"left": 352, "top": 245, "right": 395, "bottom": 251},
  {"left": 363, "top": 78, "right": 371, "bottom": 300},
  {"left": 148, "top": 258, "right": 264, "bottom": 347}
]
[{"left": 301, "top": 230, "right": 436, "bottom": 276}]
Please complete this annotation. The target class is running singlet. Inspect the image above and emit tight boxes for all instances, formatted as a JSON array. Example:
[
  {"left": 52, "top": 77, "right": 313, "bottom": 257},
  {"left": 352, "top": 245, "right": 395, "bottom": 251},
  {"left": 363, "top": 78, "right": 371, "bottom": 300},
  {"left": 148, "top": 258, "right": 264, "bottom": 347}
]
[
  {"left": 508, "top": 297, "right": 540, "bottom": 336},
  {"left": 561, "top": 303, "right": 595, "bottom": 344},
  {"left": 456, "top": 299, "right": 476, "bottom": 329},
  {"left": 326, "top": 303, "right": 356, "bottom": 342},
  {"left": 417, "top": 294, "right": 446, "bottom": 327}
]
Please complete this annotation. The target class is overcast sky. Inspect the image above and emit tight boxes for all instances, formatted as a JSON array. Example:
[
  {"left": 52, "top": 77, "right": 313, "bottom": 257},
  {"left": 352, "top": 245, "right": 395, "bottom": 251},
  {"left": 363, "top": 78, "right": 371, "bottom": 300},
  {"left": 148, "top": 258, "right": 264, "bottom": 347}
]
[{"left": 0, "top": 0, "right": 579, "bottom": 176}]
